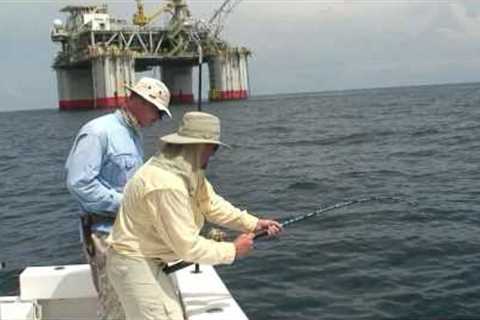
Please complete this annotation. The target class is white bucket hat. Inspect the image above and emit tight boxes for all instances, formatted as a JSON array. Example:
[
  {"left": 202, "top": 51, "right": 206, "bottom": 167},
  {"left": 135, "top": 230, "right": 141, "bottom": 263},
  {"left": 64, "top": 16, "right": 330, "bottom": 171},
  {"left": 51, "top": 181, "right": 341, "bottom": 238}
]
[
  {"left": 126, "top": 77, "right": 172, "bottom": 118},
  {"left": 161, "top": 112, "right": 230, "bottom": 148}
]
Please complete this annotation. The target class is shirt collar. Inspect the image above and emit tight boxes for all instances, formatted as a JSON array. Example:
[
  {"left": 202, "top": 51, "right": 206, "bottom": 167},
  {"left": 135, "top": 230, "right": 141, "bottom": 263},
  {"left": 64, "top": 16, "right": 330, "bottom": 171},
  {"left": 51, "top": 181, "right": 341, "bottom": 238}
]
[{"left": 115, "top": 109, "right": 141, "bottom": 134}]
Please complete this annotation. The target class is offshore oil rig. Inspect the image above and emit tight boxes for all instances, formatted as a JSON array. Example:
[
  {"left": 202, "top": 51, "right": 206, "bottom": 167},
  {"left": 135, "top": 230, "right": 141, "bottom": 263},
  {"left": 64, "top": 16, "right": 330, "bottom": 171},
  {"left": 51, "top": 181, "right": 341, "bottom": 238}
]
[{"left": 50, "top": 0, "right": 250, "bottom": 110}]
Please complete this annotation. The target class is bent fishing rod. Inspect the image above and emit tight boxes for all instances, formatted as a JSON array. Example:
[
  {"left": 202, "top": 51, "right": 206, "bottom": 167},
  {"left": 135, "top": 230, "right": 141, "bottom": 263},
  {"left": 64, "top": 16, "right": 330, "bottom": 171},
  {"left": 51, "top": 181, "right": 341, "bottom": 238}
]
[{"left": 163, "top": 196, "right": 407, "bottom": 274}]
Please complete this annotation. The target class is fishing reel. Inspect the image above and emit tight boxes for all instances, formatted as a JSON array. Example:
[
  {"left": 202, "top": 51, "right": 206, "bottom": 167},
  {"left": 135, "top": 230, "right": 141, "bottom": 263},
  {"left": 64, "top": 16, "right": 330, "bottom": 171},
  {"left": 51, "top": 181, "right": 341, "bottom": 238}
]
[{"left": 207, "top": 228, "right": 227, "bottom": 242}]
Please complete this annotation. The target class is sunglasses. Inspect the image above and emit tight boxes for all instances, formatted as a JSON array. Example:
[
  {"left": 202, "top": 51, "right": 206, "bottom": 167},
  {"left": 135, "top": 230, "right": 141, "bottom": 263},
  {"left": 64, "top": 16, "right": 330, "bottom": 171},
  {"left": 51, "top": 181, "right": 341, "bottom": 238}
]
[{"left": 158, "top": 110, "right": 168, "bottom": 120}]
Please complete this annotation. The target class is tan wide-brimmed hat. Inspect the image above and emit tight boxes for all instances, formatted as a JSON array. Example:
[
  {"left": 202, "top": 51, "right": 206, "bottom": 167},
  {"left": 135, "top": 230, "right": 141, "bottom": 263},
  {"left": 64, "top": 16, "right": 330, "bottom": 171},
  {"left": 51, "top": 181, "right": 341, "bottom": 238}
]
[
  {"left": 161, "top": 112, "right": 230, "bottom": 148},
  {"left": 126, "top": 77, "right": 172, "bottom": 118}
]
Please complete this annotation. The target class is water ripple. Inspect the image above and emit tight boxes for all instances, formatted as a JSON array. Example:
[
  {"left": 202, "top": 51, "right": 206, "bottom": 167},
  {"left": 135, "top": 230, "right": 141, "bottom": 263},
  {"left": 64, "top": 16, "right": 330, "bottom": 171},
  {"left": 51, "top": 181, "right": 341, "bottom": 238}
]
[{"left": 3, "top": 84, "right": 480, "bottom": 319}]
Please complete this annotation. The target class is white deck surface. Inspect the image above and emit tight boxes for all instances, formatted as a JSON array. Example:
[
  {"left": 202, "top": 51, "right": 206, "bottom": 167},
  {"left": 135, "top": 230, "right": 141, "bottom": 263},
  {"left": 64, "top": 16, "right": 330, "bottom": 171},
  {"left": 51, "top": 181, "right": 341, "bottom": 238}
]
[
  {"left": 1, "top": 264, "right": 249, "bottom": 320},
  {"left": 174, "top": 264, "right": 249, "bottom": 320}
]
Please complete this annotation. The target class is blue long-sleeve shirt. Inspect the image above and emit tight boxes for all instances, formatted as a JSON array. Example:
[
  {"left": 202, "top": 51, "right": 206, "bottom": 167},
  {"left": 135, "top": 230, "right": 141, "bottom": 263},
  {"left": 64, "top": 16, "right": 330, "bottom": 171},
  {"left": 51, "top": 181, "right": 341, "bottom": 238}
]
[{"left": 65, "top": 110, "right": 144, "bottom": 215}]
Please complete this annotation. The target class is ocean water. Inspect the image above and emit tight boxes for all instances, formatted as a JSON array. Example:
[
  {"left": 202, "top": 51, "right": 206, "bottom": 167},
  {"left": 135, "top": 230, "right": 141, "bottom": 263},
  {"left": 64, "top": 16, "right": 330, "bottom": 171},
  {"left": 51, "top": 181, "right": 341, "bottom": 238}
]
[{"left": 1, "top": 82, "right": 480, "bottom": 319}]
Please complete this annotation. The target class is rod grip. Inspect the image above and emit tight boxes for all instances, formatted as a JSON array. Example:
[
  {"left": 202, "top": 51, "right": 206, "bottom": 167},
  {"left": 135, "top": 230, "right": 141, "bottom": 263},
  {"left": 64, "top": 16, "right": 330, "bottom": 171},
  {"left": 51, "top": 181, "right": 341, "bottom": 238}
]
[
  {"left": 163, "top": 261, "right": 192, "bottom": 275},
  {"left": 253, "top": 230, "right": 268, "bottom": 240}
]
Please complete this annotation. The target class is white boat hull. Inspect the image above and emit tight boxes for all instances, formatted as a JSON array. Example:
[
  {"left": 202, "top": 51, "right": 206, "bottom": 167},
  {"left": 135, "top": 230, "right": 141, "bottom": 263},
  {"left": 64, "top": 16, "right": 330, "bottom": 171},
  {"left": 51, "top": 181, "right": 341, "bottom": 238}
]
[{"left": 0, "top": 264, "right": 248, "bottom": 320}]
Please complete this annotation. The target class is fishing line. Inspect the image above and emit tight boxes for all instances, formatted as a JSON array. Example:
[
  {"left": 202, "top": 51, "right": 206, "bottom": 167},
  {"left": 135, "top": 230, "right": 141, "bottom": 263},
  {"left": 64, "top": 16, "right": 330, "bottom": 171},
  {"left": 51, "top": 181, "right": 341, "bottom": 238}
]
[{"left": 164, "top": 195, "right": 412, "bottom": 274}]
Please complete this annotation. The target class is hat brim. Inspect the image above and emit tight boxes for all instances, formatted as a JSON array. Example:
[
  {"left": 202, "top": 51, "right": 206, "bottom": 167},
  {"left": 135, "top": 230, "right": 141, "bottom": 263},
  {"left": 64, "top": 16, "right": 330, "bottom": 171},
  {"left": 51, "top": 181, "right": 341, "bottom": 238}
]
[
  {"left": 125, "top": 84, "right": 172, "bottom": 118},
  {"left": 160, "top": 133, "right": 231, "bottom": 149}
]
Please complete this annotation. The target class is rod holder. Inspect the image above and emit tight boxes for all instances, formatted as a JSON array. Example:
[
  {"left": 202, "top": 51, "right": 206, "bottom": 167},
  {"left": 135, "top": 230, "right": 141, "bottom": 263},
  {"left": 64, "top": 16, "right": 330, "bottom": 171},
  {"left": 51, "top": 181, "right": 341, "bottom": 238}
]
[{"left": 193, "top": 263, "right": 201, "bottom": 274}]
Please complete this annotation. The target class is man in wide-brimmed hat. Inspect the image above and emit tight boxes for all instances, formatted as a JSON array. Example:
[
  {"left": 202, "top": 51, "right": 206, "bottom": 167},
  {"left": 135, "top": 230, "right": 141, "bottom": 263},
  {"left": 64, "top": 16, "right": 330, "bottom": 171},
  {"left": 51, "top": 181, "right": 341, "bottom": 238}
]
[
  {"left": 106, "top": 111, "right": 282, "bottom": 320},
  {"left": 65, "top": 77, "right": 171, "bottom": 320}
]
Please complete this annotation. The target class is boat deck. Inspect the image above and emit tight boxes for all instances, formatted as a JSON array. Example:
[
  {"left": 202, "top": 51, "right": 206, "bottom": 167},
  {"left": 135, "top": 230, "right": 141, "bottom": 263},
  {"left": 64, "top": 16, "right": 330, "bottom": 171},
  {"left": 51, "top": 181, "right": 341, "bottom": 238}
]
[{"left": 0, "top": 264, "right": 248, "bottom": 320}]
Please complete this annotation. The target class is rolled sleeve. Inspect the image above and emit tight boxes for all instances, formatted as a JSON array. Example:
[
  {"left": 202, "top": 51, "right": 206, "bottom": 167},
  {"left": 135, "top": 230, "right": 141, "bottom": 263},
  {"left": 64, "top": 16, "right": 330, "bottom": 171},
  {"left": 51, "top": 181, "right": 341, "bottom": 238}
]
[{"left": 146, "top": 190, "right": 236, "bottom": 265}]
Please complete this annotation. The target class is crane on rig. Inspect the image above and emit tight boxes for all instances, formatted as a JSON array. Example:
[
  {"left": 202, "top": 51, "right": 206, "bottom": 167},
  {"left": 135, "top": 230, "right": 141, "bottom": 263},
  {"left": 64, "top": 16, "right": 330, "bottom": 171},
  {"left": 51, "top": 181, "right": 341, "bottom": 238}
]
[
  {"left": 208, "top": 0, "right": 242, "bottom": 38},
  {"left": 132, "top": 0, "right": 242, "bottom": 38},
  {"left": 132, "top": 0, "right": 191, "bottom": 27}
]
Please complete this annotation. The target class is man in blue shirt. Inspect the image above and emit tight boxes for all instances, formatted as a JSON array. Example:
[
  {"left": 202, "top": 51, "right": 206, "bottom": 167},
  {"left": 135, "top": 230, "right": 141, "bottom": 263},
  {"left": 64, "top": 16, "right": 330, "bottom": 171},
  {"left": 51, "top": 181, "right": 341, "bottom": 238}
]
[
  {"left": 66, "top": 77, "right": 171, "bottom": 214},
  {"left": 65, "top": 77, "right": 171, "bottom": 320}
]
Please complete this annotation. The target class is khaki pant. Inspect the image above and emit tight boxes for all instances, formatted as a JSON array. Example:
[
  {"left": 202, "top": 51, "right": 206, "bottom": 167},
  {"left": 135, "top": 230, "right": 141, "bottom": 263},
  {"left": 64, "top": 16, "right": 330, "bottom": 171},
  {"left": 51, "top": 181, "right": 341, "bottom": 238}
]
[{"left": 106, "top": 249, "right": 184, "bottom": 320}]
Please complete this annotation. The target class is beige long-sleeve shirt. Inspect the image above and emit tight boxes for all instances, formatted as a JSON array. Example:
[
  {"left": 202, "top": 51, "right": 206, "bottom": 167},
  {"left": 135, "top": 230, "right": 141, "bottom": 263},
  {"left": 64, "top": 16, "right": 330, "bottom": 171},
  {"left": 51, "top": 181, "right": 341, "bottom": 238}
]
[{"left": 107, "top": 160, "right": 259, "bottom": 265}]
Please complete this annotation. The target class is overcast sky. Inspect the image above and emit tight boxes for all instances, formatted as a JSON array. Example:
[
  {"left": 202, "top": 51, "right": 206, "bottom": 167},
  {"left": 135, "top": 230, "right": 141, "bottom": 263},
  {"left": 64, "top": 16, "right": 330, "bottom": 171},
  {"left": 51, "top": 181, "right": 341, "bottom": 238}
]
[{"left": 1, "top": 0, "right": 480, "bottom": 111}]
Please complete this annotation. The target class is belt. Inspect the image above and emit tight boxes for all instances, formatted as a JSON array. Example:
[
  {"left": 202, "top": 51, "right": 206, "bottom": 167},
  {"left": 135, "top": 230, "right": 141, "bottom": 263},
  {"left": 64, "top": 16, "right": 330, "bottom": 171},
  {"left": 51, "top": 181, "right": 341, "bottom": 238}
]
[
  {"left": 108, "top": 248, "right": 167, "bottom": 270},
  {"left": 81, "top": 213, "right": 115, "bottom": 256}
]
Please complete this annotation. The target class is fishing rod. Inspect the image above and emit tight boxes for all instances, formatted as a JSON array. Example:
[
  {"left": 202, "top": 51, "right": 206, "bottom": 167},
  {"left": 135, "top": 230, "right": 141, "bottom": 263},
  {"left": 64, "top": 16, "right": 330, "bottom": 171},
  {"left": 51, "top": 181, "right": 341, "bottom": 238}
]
[
  {"left": 163, "top": 196, "right": 407, "bottom": 274},
  {"left": 254, "top": 196, "right": 408, "bottom": 239}
]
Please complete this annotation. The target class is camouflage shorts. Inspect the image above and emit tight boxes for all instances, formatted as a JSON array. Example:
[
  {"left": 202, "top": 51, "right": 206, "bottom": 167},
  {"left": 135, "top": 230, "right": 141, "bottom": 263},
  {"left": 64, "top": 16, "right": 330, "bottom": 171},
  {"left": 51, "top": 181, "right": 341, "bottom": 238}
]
[{"left": 84, "top": 232, "right": 126, "bottom": 320}]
